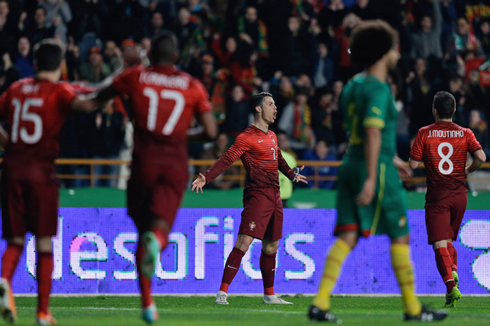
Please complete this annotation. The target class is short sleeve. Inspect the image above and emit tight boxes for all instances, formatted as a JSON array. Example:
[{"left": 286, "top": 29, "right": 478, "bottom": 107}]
[
  {"left": 363, "top": 84, "right": 390, "bottom": 129},
  {"left": 191, "top": 79, "right": 211, "bottom": 114},
  {"left": 57, "top": 83, "right": 77, "bottom": 111},
  {"left": 410, "top": 130, "right": 425, "bottom": 161},
  {"left": 111, "top": 66, "right": 142, "bottom": 96},
  {"left": 466, "top": 128, "right": 483, "bottom": 154}
]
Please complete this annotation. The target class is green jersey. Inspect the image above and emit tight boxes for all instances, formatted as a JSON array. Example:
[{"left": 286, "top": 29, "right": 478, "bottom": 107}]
[{"left": 340, "top": 74, "right": 398, "bottom": 161}]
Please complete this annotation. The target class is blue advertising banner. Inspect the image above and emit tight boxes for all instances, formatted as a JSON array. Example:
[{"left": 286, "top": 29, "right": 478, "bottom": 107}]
[{"left": 1, "top": 208, "right": 489, "bottom": 294}]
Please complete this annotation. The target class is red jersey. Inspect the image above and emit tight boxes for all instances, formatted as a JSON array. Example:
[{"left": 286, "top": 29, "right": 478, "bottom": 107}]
[
  {"left": 410, "top": 121, "right": 482, "bottom": 203},
  {"left": 203, "top": 125, "right": 295, "bottom": 189},
  {"left": 0, "top": 78, "right": 76, "bottom": 179},
  {"left": 110, "top": 64, "right": 211, "bottom": 165}
]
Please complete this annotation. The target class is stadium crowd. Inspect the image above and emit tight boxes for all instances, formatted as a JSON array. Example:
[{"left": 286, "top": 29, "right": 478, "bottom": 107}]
[{"left": 0, "top": 0, "right": 489, "bottom": 189}]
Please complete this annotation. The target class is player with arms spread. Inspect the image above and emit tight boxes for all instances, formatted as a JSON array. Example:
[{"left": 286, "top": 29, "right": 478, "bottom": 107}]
[
  {"left": 0, "top": 39, "right": 100, "bottom": 325},
  {"left": 308, "top": 21, "right": 447, "bottom": 322},
  {"left": 409, "top": 91, "right": 485, "bottom": 307},
  {"left": 191, "top": 92, "right": 307, "bottom": 305},
  {"left": 83, "top": 31, "right": 217, "bottom": 323}
]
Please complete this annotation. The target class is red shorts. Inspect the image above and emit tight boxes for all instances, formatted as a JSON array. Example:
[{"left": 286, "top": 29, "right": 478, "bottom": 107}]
[
  {"left": 239, "top": 188, "right": 283, "bottom": 241},
  {"left": 1, "top": 178, "right": 59, "bottom": 239},
  {"left": 127, "top": 162, "right": 187, "bottom": 233},
  {"left": 425, "top": 192, "right": 468, "bottom": 244}
]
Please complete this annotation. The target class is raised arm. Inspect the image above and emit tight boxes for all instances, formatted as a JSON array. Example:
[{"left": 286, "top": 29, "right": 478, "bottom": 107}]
[
  {"left": 191, "top": 134, "right": 251, "bottom": 193},
  {"left": 432, "top": 0, "right": 442, "bottom": 34}
]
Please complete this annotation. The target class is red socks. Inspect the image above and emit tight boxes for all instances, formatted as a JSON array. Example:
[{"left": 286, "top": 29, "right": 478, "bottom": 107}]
[
  {"left": 37, "top": 253, "right": 53, "bottom": 314},
  {"left": 136, "top": 243, "right": 153, "bottom": 308},
  {"left": 435, "top": 247, "right": 455, "bottom": 293},
  {"left": 1, "top": 244, "right": 23, "bottom": 284},
  {"left": 260, "top": 251, "right": 276, "bottom": 295},
  {"left": 446, "top": 242, "right": 457, "bottom": 272},
  {"left": 219, "top": 247, "right": 245, "bottom": 293}
]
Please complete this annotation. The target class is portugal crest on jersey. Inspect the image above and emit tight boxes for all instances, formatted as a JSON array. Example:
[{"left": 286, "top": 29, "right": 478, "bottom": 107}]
[{"left": 249, "top": 221, "right": 256, "bottom": 231}]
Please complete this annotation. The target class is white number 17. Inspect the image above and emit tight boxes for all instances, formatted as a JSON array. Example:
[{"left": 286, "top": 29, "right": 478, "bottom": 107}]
[{"left": 143, "top": 87, "right": 185, "bottom": 135}]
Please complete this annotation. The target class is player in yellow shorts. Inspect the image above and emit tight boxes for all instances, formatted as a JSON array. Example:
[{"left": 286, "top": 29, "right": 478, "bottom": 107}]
[{"left": 308, "top": 20, "right": 448, "bottom": 323}]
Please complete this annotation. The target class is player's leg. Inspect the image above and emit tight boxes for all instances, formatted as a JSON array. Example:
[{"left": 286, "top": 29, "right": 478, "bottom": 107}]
[
  {"left": 260, "top": 190, "right": 292, "bottom": 304},
  {"left": 35, "top": 237, "right": 57, "bottom": 325},
  {"left": 447, "top": 192, "right": 467, "bottom": 289},
  {"left": 0, "top": 180, "right": 28, "bottom": 323},
  {"left": 310, "top": 231, "right": 357, "bottom": 315},
  {"left": 216, "top": 234, "right": 253, "bottom": 304}
]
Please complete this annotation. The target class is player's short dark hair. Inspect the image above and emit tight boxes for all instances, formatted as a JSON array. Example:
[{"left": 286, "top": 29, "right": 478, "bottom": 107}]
[
  {"left": 33, "top": 39, "right": 65, "bottom": 72},
  {"left": 349, "top": 20, "right": 398, "bottom": 68},
  {"left": 151, "top": 30, "right": 179, "bottom": 65},
  {"left": 251, "top": 92, "right": 273, "bottom": 115},
  {"left": 433, "top": 91, "right": 456, "bottom": 120}
]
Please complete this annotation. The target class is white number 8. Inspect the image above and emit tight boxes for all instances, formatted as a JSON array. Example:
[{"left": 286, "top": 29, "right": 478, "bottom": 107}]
[{"left": 438, "top": 142, "right": 453, "bottom": 175}]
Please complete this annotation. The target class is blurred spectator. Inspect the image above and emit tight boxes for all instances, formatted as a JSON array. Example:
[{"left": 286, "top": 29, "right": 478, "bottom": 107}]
[
  {"left": 446, "top": 17, "right": 484, "bottom": 60},
  {"left": 277, "top": 132, "right": 298, "bottom": 160},
  {"left": 391, "top": 82, "right": 410, "bottom": 161},
  {"left": 277, "top": 133, "right": 297, "bottom": 208},
  {"left": 318, "top": 0, "right": 346, "bottom": 32},
  {"left": 145, "top": 11, "right": 165, "bottom": 39},
  {"left": 440, "top": 0, "right": 457, "bottom": 50},
  {"left": 0, "top": 52, "right": 19, "bottom": 94},
  {"left": 313, "top": 42, "right": 336, "bottom": 88},
  {"left": 469, "top": 110, "right": 490, "bottom": 157},
  {"left": 79, "top": 46, "right": 111, "bottom": 83},
  {"left": 477, "top": 20, "right": 490, "bottom": 56},
  {"left": 224, "top": 84, "right": 251, "bottom": 137},
  {"left": 409, "top": 0, "right": 442, "bottom": 60},
  {"left": 24, "top": 7, "right": 55, "bottom": 47},
  {"left": 302, "top": 140, "right": 337, "bottom": 189},
  {"left": 13, "top": 37, "right": 34, "bottom": 78},
  {"left": 87, "top": 98, "right": 127, "bottom": 187},
  {"left": 350, "top": 0, "right": 375, "bottom": 21},
  {"left": 406, "top": 57, "right": 440, "bottom": 138},
  {"left": 39, "top": 0, "right": 72, "bottom": 44},
  {"left": 200, "top": 133, "right": 239, "bottom": 190},
  {"left": 278, "top": 88, "right": 315, "bottom": 156},
  {"left": 65, "top": 36, "right": 81, "bottom": 81},
  {"left": 103, "top": 40, "right": 123, "bottom": 73},
  {"left": 199, "top": 54, "right": 228, "bottom": 124},
  {"left": 283, "top": 16, "right": 314, "bottom": 77},
  {"left": 269, "top": 72, "right": 295, "bottom": 124},
  {"left": 175, "top": 8, "right": 203, "bottom": 69},
  {"left": 230, "top": 46, "right": 260, "bottom": 97},
  {"left": 211, "top": 33, "right": 238, "bottom": 70},
  {"left": 447, "top": 75, "right": 467, "bottom": 126},
  {"left": 311, "top": 89, "right": 343, "bottom": 152},
  {"left": 238, "top": 7, "right": 268, "bottom": 57},
  {"left": 0, "top": 0, "right": 15, "bottom": 56},
  {"left": 335, "top": 13, "right": 362, "bottom": 81}
]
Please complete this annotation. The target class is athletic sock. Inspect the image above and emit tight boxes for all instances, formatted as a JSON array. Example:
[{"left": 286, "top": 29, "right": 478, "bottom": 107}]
[
  {"left": 219, "top": 247, "right": 245, "bottom": 293},
  {"left": 312, "top": 238, "right": 351, "bottom": 311},
  {"left": 435, "top": 247, "right": 455, "bottom": 293},
  {"left": 446, "top": 242, "right": 458, "bottom": 272},
  {"left": 391, "top": 244, "right": 422, "bottom": 316},
  {"left": 136, "top": 243, "right": 153, "bottom": 308},
  {"left": 151, "top": 227, "right": 169, "bottom": 251},
  {"left": 1, "top": 244, "right": 23, "bottom": 284},
  {"left": 37, "top": 253, "right": 54, "bottom": 315},
  {"left": 260, "top": 251, "right": 276, "bottom": 295}
]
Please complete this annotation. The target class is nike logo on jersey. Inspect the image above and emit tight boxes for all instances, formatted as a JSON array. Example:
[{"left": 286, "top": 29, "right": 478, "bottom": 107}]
[
  {"left": 258, "top": 140, "right": 264, "bottom": 143},
  {"left": 227, "top": 265, "right": 238, "bottom": 270}
]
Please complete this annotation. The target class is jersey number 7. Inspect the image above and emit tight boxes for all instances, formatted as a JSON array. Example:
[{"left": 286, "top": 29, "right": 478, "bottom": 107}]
[{"left": 143, "top": 87, "right": 185, "bottom": 135}]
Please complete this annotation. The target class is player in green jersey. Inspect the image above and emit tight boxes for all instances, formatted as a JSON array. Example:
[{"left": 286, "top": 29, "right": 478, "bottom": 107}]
[{"left": 308, "top": 20, "right": 448, "bottom": 323}]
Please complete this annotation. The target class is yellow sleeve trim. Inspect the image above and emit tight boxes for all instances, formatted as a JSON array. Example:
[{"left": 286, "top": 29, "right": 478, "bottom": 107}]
[{"left": 363, "top": 117, "right": 385, "bottom": 129}]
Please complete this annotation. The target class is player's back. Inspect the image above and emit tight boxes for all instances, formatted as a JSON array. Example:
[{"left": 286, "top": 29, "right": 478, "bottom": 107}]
[
  {"left": 340, "top": 74, "right": 398, "bottom": 162},
  {"left": 0, "top": 78, "right": 75, "bottom": 179},
  {"left": 111, "top": 65, "right": 210, "bottom": 166},
  {"left": 411, "top": 121, "right": 482, "bottom": 202}
]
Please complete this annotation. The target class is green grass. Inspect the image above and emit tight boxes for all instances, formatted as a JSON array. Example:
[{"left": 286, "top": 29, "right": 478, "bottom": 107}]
[{"left": 11, "top": 295, "right": 490, "bottom": 325}]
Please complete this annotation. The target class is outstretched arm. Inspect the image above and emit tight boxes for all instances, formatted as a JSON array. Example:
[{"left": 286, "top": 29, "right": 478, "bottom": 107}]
[{"left": 278, "top": 150, "right": 308, "bottom": 184}]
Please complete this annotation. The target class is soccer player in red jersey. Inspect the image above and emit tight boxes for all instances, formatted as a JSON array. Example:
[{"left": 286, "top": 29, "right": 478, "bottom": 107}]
[
  {"left": 409, "top": 91, "right": 486, "bottom": 307},
  {"left": 0, "top": 39, "right": 101, "bottom": 324},
  {"left": 84, "top": 31, "right": 217, "bottom": 323},
  {"left": 191, "top": 92, "right": 308, "bottom": 305}
]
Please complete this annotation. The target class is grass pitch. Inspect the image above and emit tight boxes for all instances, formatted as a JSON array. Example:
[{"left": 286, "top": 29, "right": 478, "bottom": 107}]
[{"left": 13, "top": 295, "right": 490, "bottom": 325}]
